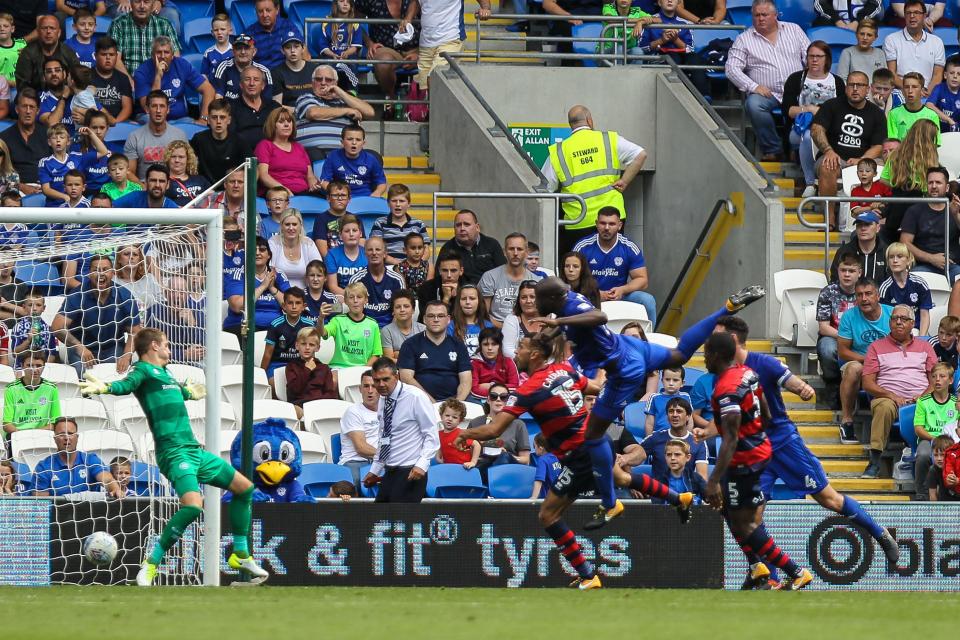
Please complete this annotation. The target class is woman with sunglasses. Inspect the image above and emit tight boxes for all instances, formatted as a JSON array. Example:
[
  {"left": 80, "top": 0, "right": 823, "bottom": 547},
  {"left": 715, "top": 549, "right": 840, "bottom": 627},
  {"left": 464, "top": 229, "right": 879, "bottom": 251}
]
[
  {"left": 468, "top": 382, "right": 531, "bottom": 482},
  {"left": 501, "top": 280, "right": 542, "bottom": 359},
  {"left": 470, "top": 327, "right": 519, "bottom": 401}
]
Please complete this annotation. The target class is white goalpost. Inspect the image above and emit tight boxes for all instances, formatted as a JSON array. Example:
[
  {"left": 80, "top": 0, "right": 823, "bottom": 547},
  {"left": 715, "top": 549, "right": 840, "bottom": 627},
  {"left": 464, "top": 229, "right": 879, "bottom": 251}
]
[{"left": 1, "top": 206, "right": 223, "bottom": 586}]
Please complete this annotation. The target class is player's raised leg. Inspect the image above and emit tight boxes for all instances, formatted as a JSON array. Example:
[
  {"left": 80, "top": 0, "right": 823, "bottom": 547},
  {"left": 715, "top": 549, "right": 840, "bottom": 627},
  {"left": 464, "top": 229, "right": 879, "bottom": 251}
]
[
  {"left": 613, "top": 465, "right": 694, "bottom": 523},
  {"left": 207, "top": 457, "right": 270, "bottom": 584}
]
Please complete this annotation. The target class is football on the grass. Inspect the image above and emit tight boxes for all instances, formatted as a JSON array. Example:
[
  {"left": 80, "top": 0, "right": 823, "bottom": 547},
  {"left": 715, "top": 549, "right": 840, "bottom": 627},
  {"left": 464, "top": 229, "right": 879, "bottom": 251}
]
[{"left": 83, "top": 531, "right": 118, "bottom": 566}]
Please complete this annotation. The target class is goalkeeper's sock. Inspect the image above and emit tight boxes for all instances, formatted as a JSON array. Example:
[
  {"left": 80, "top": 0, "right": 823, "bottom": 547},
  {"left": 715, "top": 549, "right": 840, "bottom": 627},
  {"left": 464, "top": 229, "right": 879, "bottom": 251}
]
[
  {"left": 149, "top": 505, "right": 203, "bottom": 565},
  {"left": 230, "top": 485, "right": 255, "bottom": 559},
  {"left": 676, "top": 306, "right": 729, "bottom": 359}
]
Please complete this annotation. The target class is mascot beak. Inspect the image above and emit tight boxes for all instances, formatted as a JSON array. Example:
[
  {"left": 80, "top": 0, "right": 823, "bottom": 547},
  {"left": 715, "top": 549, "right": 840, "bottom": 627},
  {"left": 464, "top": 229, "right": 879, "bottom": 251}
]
[{"left": 256, "top": 461, "right": 291, "bottom": 486}]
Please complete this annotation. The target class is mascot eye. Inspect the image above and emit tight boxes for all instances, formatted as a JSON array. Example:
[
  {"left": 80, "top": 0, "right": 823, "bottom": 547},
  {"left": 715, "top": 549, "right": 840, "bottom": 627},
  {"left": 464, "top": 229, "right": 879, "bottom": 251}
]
[
  {"left": 278, "top": 441, "right": 296, "bottom": 463},
  {"left": 253, "top": 441, "right": 272, "bottom": 463}
]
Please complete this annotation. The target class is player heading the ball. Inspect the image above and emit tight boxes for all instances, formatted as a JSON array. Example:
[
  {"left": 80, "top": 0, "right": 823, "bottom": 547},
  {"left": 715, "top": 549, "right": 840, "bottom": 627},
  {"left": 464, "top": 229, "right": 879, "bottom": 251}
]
[{"left": 79, "top": 327, "right": 269, "bottom": 586}]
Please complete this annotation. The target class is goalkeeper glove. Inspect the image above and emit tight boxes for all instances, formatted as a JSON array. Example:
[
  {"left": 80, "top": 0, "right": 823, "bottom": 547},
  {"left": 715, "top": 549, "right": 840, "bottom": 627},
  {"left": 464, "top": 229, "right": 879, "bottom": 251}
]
[
  {"left": 184, "top": 380, "right": 207, "bottom": 400},
  {"left": 79, "top": 374, "right": 109, "bottom": 397}
]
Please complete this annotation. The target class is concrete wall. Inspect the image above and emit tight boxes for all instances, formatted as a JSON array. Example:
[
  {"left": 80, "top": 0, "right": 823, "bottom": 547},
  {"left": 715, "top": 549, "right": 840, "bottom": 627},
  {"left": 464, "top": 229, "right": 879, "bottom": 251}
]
[{"left": 429, "top": 64, "right": 782, "bottom": 336}]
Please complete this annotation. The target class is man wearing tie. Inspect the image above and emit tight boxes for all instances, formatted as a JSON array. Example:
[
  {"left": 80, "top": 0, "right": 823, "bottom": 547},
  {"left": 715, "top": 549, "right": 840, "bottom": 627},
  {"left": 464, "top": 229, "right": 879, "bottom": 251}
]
[{"left": 362, "top": 357, "right": 441, "bottom": 502}]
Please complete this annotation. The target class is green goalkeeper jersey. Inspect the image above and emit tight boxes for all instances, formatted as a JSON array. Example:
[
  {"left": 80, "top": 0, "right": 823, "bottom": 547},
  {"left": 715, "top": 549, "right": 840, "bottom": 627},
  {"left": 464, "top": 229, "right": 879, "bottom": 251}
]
[{"left": 108, "top": 360, "right": 197, "bottom": 451}]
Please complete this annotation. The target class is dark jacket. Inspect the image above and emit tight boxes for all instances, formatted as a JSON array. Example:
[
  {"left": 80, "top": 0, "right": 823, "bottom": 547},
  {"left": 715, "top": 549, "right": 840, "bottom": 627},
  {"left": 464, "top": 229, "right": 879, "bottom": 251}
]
[
  {"left": 285, "top": 357, "right": 338, "bottom": 405},
  {"left": 829, "top": 236, "right": 889, "bottom": 283},
  {"left": 438, "top": 234, "right": 506, "bottom": 284},
  {"left": 15, "top": 42, "right": 80, "bottom": 92},
  {"left": 415, "top": 275, "right": 469, "bottom": 322},
  {"left": 813, "top": 0, "right": 883, "bottom": 24}
]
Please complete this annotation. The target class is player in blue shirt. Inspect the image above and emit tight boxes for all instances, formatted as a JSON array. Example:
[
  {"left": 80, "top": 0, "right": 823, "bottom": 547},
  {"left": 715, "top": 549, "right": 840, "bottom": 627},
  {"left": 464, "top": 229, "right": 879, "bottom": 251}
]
[
  {"left": 319, "top": 124, "right": 387, "bottom": 198},
  {"left": 707, "top": 316, "right": 900, "bottom": 581},
  {"left": 133, "top": 39, "right": 215, "bottom": 121},
  {"left": 535, "top": 276, "right": 764, "bottom": 529}
]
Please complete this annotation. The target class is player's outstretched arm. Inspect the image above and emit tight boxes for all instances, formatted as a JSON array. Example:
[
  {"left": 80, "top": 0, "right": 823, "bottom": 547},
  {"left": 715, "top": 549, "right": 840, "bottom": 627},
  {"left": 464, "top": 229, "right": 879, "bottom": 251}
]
[
  {"left": 183, "top": 380, "right": 206, "bottom": 400},
  {"left": 455, "top": 411, "right": 514, "bottom": 450},
  {"left": 537, "top": 309, "right": 608, "bottom": 329},
  {"left": 79, "top": 374, "right": 110, "bottom": 396}
]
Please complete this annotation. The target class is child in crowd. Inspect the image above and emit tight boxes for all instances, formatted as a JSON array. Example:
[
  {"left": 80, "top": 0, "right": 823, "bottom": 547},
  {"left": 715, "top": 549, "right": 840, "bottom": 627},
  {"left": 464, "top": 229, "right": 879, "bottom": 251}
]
[
  {"left": 319, "top": 125, "right": 387, "bottom": 198},
  {"left": 10, "top": 289, "right": 57, "bottom": 364},
  {"left": 65, "top": 9, "right": 98, "bottom": 68},
  {"left": 39, "top": 124, "right": 86, "bottom": 207},
  {"left": 101, "top": 154, "right": 143, "bottom": 201},
  {"left": 530, "top": 433, "right": 561, "bottom": 499},
  {"left": 0, "top": 459, "right": 21, "bottom": 495},
  {"left": 259, "top": 185, "right": 292, "bottom": 239},
  {"left": 201, "top": 13, "right": 233, "bottom": 80},
  {"left": 451, "top": 284, "right": 493, "bottom": 358},
  {"left": 395, "top": 232, "right": 433, "bottom": 290},
  {"left": 526, "top": 241, "right": 548, "bottom": 278},
  {"left": 273, "top": 35, "right": 316, "bottom": 107},
  {"left": 317, "top": 0, "right": 363, "bottom": 92},
  {"left": 109, "top": 456, "right": 136, "bottom": 496},
  {"left": 849, "top": 158, "right": 891, "bottom": 220},
  {"left": 324, "top": 214, "right": 366, "bottom": 295},
  {"left": 319, "top": 281, "right": 382, "bottom": 368},
  {"left": 653, "top": 439, "right": 706, "bottom": 505},
  {"left": 598, "top": 0, "right": 652, "bottom": 57},
  {"left": 0, "top": 13, "right": 26, "bottom": 87},
  {"left": 261, "top": 287, "right": 316, "bottom": 382},
  {"left": 887, "top": 72, "right": 940, "bottom": 143},
  {"left": 878, "top": 242, "right": 932, "bottom": 335},
  {"left": 285, "top": 326, "right": 338, "bottom": 418},
  {"left": 3, "top": 351, "right": 60, "bottom": 435},
  {"left": 68, "top": 64, "right": 101, "bottom": 123},
  {"left": 327, "top": 480, "right": 357, "bottom": 500},
  {"left": 303, "top": 259, "right": 339, "bottom": 322},
  {"left": 869, "top": 68, "right": 903, "bottom": 115},
  {"left": 925, "top": 57, "right": 960, "bottom": 133},
  {"left": 59, "top": 170, "right": 91, "bottom": 210},
  {"left": 637, "top": 0, "right": 708, "bottom": 94},
  {"left": 929, "top": 435, "right": 959, "bottom": 501},
  {"left": 371, "top": 183, "right": 431, "bottom": 263},
  {"left": 0, "top": 212, "right": 29, "bottom": 252},
  {"left": 929, "top": 315, "right": 960, "bottom": 369},
  {"left": 78, "top": 111, "right": 111, "bottom": 194},
  {"left": 471, "top": 327, "right": 519, "bottom": 400},
  {"left": 436, "top": 398, "right": 480, "bottom": 467},
  {"left": 836, "top": 18, "right": 886, "bottom": 79},
  {"left": 0, "top": 140, "right": 18, "bottom": 193},
  {"left": 644, "top": 365, "right": 691, "bottom": 436},
  {"left": 914, "top": 363, "right": 960, "bottom": 499}
]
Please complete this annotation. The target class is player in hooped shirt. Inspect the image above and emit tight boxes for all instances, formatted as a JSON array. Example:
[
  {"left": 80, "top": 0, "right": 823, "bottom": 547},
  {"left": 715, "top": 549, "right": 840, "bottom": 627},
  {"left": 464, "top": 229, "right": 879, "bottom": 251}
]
[
  {"left": 456, "top": 333, "right": 694, "bottom": 590},
  {"left": 534, "top": 276, "right": 765, "bottom": 530},
  {"left": 703, "top": 332, "right": 813, "bottom": 591},
  {"left": 705, "top": 317, "right": 900, "bottom": 579}
]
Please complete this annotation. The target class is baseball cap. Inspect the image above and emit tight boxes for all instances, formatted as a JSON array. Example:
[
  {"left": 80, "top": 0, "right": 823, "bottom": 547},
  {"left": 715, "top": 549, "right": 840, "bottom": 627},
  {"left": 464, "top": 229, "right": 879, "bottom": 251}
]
[
  {"left": 282, "top": 32, "right": 303, "bottom": 47},
  {"left": 854, "top": 212, "right": 881, "bottom": 224},
  {"left": 233, "top": 34, "right": 254, "bottom": 47}
]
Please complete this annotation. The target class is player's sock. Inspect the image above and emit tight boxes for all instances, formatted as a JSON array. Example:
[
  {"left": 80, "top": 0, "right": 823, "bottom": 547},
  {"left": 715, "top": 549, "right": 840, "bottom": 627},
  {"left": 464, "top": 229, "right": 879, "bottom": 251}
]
[
  {"left": 148, "top": 505, "right": 203, "bottom": 565},
  {"left": 839, "top": 495, "right": 885, "bottom": 540},
  {"left": 229, "top": 485, "right": 255, "bottom": 559},
  {"left": 583, "top": 437, "right": 617, "bottom": 509},
  {"left": 744, "top": 524, "right": 802, "bottom": 579},
  {"left": 732, "top": 527, "right": 779, "bottom": 581},
  {"left": 629, "top": 472, "right": 681, "bottom": 505},
  {"left": 676, "top": 307, "right": 729, "bottom": 359},
  {"left": 545, "top": 521, "right": 594, "bottom": 580}
]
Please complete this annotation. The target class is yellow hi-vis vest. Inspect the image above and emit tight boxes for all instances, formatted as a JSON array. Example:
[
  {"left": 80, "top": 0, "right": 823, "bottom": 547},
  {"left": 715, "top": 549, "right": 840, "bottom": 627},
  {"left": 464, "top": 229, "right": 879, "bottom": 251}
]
[{"left": 548, "top": 128, "right": 625, "bottom": 230}]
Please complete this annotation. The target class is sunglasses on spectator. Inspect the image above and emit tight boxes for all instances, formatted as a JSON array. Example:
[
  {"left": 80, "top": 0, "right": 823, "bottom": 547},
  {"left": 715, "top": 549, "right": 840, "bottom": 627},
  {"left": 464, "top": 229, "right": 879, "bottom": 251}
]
[{"left": 488, "top": 393, "right": 510, "bottom": 401}]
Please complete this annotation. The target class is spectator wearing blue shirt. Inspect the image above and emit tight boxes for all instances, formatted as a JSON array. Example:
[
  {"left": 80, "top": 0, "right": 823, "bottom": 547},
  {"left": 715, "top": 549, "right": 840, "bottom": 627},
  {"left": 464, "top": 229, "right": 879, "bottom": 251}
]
[
  {"left": 325, "top": 213, "right": 367, "bottom": 294},
  {"left": 655, "top": 439, "right": 707, "bottom": 505},
  {"left": 64, "top": 9, "right": 100, "bottom": 68},
  {"left": 878, "top": 242, "right": 933, "bottom": 334},
  {"left": 319, "top": 124, "right": 387, "bottom": 198},
  {"left": 348, "top": 237, "right": 405, "bottom": 327},
  {"left": 572, "top": 206, "right": 658, "bottom": 326},
  {"left": 397, "top": 300, "right": 473, "bottom": 402},
  {"left": 38, "top": 59, "right": 73, "bottom": 131},
  {"left": 636, "top": 0, "right": 708, "bottom": 95},
  {"left": 39, "top": 123, "right": 86, "bottom": 206},
  {"left": 222, "top": 224, "right": 246, "bottom": 296},
  {"left": 225, "top": 236, "right": 291, "bottom": 334},
  {"left": 644, "top": 366, "right": 692, "bottom": 435},
  {"left": 34, "top": 417, "right": 124, "bottom": 498},
  {"left": 531, "top": 433, "right": 561, "bottom": 499},
  {"left": 247, "top": 0, "right": 304, "bottom": 70},
  {"left": 688, "top": 369, "right": 717, "bottom": 460},
  {"left": 630, "top": 397, "right": 708, "bottom": 485},
  {"left": 201, "top": 14, "right": 234, "bottom": 80},
  {"left": 134, "top": 36, "right": 215, "bottom": 123},
  {"left": 925, "top": 58, "right": 960, "bottom": 133},
  {"left": 114, "top": 164, "right": 180, "bottom": 209}
]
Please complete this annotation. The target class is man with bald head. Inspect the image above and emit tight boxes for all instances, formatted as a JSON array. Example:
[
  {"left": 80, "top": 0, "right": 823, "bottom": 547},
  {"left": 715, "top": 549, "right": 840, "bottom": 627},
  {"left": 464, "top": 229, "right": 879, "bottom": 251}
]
[
  {"left": 861, "top": 303, "right": 936, "bottom": 479},
  {"left": 544, "top": 105, "right": 649, "bottom": 255},
  {"left": 14, "top": 15, "right": 80, "bottom": 91}
]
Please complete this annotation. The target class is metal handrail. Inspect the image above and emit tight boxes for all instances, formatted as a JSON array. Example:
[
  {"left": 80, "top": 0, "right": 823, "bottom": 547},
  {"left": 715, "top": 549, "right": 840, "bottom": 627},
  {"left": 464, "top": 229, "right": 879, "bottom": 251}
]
[
  {"left": 440, "top": 53, "right": 548, "bottom": 190},
  {"left": 797, "top": 195, "right": 952, "bottom": 276},
  {"left": 431, "top": 192, "right": 587, "bottom": 270},
  {"left": 658, "top": 198, "right": 735, "bottom": 331}
]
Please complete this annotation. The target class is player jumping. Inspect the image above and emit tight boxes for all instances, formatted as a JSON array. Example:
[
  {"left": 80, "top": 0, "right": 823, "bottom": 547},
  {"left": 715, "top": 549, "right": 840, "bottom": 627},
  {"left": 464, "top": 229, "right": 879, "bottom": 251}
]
[
  {"left": 534, "top": 276, "right": 765, "bottom": 530},
  {"left": 703, "top": 331, "right": 813, "bottom": 591},
  {"left": 79, "top": 327, "right": 269, "bottom": 586},
  {"left": 456, "top": 332, "right": 695, "bottom": 590},
  {"left": 705, "top": 316, "right": 899, "bottom": 588}
]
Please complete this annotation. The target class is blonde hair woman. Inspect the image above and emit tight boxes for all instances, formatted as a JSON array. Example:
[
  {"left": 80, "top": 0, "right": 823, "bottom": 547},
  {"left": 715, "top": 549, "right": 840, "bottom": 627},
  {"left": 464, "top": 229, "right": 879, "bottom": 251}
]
[
  {"left": 114, "top": 244, "right": 163, "bottom": 314},
  {"left": 163, "top": 140, "right": 211, "bottom": 206},
  {"left": 267, "top": 207, "right": 323, "bottom": 288},
  {"left": 879, "top": 118, "right": 940, "bottom": 244}
]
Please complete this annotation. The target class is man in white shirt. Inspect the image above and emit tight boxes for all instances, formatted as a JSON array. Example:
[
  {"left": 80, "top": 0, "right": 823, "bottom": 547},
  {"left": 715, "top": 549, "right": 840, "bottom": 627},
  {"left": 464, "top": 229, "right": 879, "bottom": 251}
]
[
  {"left": 363, "top": 357, "right": 441, "bottom": 502},
  {"left": 882, "top": 0, "right": 945, "bottom": 93},
  {"left": 402, "top": 0, "right": 491, "bottom": 90},
  {"left": 338, "top": 370, "right": 381, "bottom": 486}
]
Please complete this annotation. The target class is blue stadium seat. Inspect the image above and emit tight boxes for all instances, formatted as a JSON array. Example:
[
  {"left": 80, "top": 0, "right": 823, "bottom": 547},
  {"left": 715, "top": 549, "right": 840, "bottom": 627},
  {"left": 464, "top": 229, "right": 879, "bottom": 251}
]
[
  {"left": 184, "top": 18, "right": 215, "bottom": 52},
  {"left": 173, "top": 120, "right": 207, "bottom": 138},
  {"left": 230, "top": 0, "right": 258, "bottom": 32},
  {"left": 299, "top": 462, "right": 354, "bottom": 498},
  {"left": 0, "top": 120, "right": 12, "bottom": 133},
  {"left": 623, "top": 401, "right": 645, "bottom": 438},
  {"left": 312, "top": 159, "right": 324, "bottom": 178},
  {"left": 488, "top": 464, "right": 536, "bottom": 498},
  {"left": 290, "top": 0, "right": 334, "bottom": 38},
  {"left": 806, "top": 26, "right": 858, "bottom": 67},
  {"left": 571, "top": 23, "right": 603, "bottom": 68},
  {"left": 725, "top": 0, "right": 753, "bottom": 25},
  {"left": 11, "top": 460, "right": 32, "bottom": 493},
  {"left": 347, "top": 196, "right": 389, "bottom": 235},
  {"left": 777, "top": 0, "right": 817, "bottom": 26},
  {"left": 426, "top": 464, "right": 488, "bottom": 498},
  {"left": 934, "top": 28, "right": 959, "bottom": 58},
  {"left": 130, "top": 461, "right": 165, "bottom": 496},
  {"left": 519, "top": 412, "right": 539, "bottom": 438},
  {"left": 15, "top": 261, "right": 61, "bottom": 295},
  {"left": 691, "top": 27, "right": 742, "bottom": 53},
  {"left": 330, "top": 432, "right": 341, "bottom": 464},
  {"left": 290, "top": 195, "right": 330, "bottom": 216},
  {"left": 898, "top": 403, "right": 918, "bottom": 456},
  {"left": 631, "top": 463, "right": 653, "bottom": 477},
  {"left": 65, "top": 16, "right": 111, "bottom": 39},
  {"left": 682, "top": 366, "right": 706, "bottom": 392},
  {"left": 358, "top": 463, "right": 377, "bottom": 497},
  {"left": 178, "top": 0, "right": 215, "bottom": 26},
  {"left": 21, "top": 194, "right": 44, "bottom": 208},
  {"left": 180, "top": 53, "right": 205, "bottom": 75}
]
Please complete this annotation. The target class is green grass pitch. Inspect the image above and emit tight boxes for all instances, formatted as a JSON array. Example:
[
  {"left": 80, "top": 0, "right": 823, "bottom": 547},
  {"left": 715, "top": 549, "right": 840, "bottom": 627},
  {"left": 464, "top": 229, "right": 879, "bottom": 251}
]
[{"left": 2, "top": 587, "right": 952, "bottom": 639}]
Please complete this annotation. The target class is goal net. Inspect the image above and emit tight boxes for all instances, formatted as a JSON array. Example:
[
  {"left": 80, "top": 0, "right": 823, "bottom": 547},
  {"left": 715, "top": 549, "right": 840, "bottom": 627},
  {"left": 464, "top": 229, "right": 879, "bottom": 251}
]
[{"left": 0, "top": 207, "right": 224, "bottom": 586}]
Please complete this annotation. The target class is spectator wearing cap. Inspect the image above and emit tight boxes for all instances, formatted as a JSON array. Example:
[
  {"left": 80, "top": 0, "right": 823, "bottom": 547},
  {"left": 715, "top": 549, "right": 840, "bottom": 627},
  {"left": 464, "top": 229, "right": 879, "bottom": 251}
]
[
  {"left": 272, "top": 33, "right": 319, "bottom": 108},
  {"left": 248, "top": 0, "right": 305, "bottom": 70},
  {"left": 295, "top": 65, "right": 375, "bottom": 161},
  {"left": 212, "top": 34, "right": 275, "bottom": 102},
  {"left": 134, "top": 36, "right": 215, "bottom": 124},
  {"left": 107, "top": 0, "right": 180, "bottom": 75},
  {"left": 829, "top": 211, "right": 889, "bottom": 283}
]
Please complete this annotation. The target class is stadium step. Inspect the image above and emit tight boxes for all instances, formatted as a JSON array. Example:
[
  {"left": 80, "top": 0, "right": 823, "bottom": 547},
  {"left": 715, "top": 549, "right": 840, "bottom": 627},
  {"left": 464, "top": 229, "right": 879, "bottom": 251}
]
[
  {"left": 784, "top": 231, "right": 841, "bottom": 244},
  {"left": 821, "top": 459, "right": 870, "bottom": 474},
  {"left": 807, "top": 443, "right": 867, "bottom": 458},
  {"left": 848, "top": 493, "right": 904, "bottom": 501},
  {"left": 786, "top": 409, "right": 834, "bottom": 423},
  {"left": 797, "top": 425, "right": 841, "bottom": 441},
  {"left": 830, "top": 478, "right": 896, "bottom": 491}
]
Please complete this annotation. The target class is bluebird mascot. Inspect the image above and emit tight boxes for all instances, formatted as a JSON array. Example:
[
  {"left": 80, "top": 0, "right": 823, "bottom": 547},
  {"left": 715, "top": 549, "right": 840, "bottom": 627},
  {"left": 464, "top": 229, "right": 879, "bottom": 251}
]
[{"left": 228, "top": 418, "right": 315, "bottom": 503}]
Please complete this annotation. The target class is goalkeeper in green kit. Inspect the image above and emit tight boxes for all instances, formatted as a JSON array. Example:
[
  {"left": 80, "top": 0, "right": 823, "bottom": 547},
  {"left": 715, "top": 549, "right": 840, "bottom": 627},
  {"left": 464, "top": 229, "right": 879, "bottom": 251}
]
[{"left": 79, "top": 327, "right": 269, "bottom": 586}]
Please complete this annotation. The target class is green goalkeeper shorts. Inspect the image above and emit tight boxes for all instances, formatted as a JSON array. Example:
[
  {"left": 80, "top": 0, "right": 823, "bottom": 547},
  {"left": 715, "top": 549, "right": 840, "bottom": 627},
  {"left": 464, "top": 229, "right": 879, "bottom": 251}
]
[{"left": 159, "top": 446, "right": 237, "bottom": 496}]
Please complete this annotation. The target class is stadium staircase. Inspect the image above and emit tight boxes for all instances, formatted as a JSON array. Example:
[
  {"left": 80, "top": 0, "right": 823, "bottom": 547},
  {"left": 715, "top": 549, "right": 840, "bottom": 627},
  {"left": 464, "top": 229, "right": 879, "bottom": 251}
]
[{"left": 381, "top": 152, "right": 456, "bottom": 241}]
